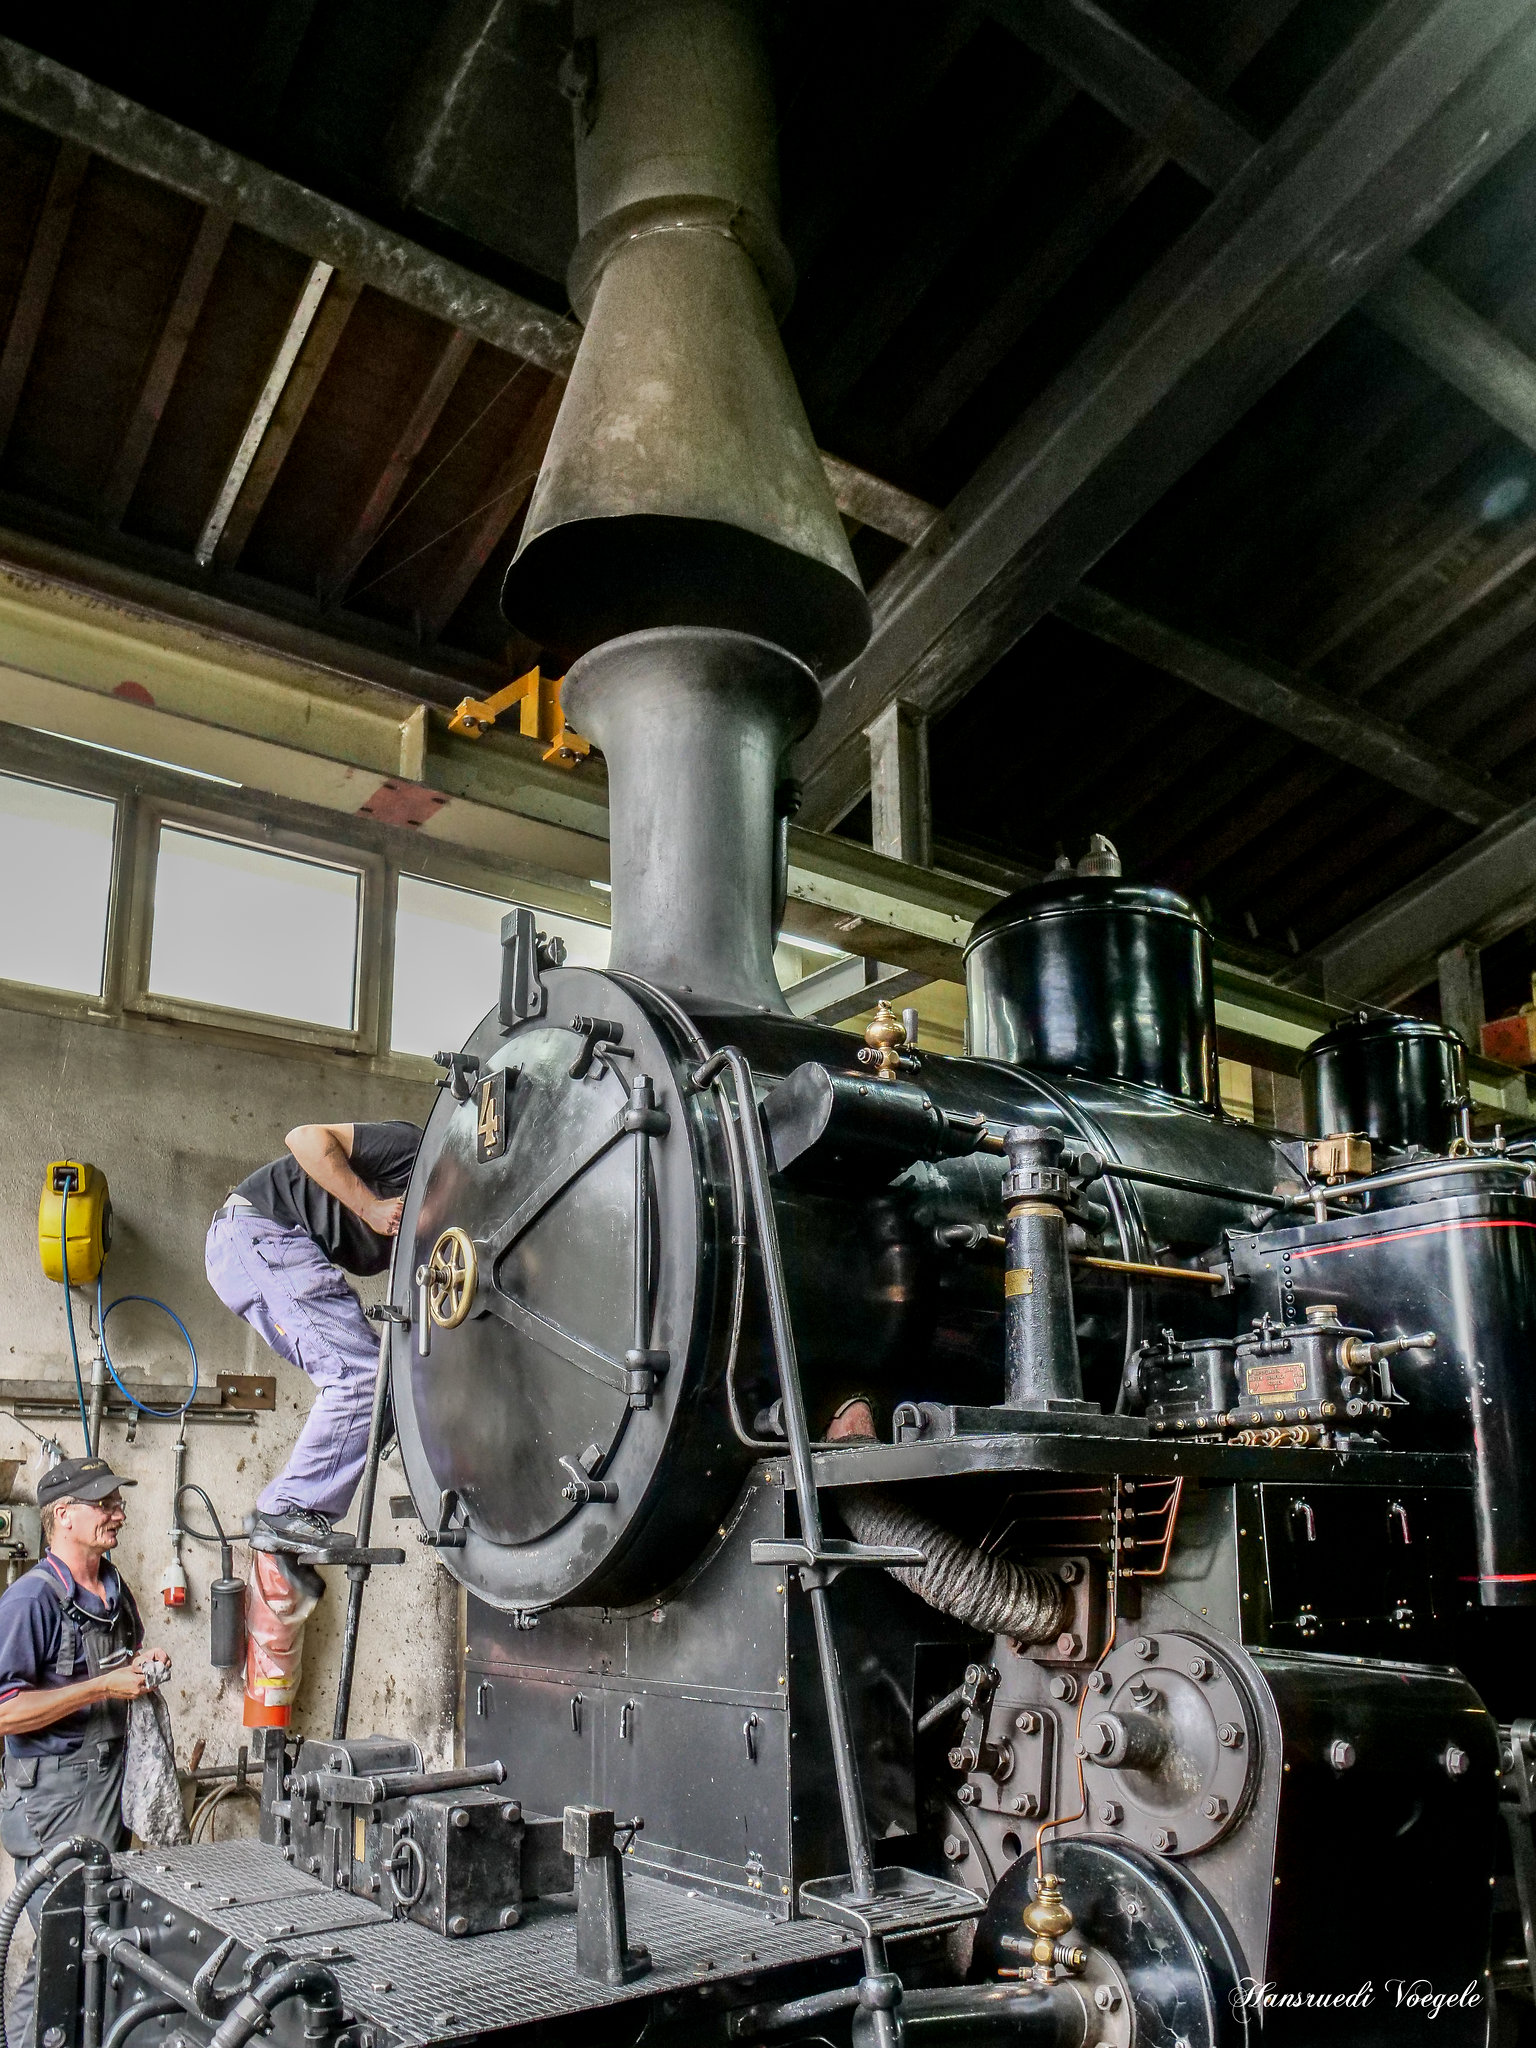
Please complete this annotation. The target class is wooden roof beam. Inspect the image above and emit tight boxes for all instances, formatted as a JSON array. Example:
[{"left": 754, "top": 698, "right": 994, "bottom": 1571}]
[
  {"left": 193, "top": 260, "right": 353, "bottom": 568},
  {"left": 1055, "top": 584, "right": 1515, "bottom": 826},
  {"left": 321, "top": 326, "right": 476, "bottom": 604},
  {"left": 417, "top": 376, "right": 566, "bottom": 639},
  {"left": 207, "top": 267, "right": 363, "bottom": 570},
  {"left": 0, "top": 136, "right": 88, "bottom": 460},
  {"left": 984, "top": 0, "right": 1536, "bottom": 701},
  {"left": 99, "top": 206, "right": 232, "bottom": 529},
  {"left": 1293, "top": 790, "right": 1536, "bottom": 1004},
  {"left": 0, "top": 36, "right": 577, "bottom": 377},
  {"left": 797, "top": 0, "right": 1536, "bottom": 829}
]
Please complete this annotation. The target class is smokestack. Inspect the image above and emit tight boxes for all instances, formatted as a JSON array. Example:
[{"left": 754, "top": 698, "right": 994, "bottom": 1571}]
[{"left": 501, "top": 0, "right": 871, "bottom": 1012}]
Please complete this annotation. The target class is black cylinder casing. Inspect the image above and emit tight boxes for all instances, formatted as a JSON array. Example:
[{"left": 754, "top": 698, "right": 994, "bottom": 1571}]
[
  {"left": 1001, "top": 1126, "right": 1082, "bottom": 1409},
  {"left": 964, "top": 878, "right": 1218, "bottom": 1106},
  {"left": 209, "top": 1576, "right": 246, "bottom": 1671},
  {"left": 1232, "top": 1186, "right": 1536, "bottom": 1607},
  {"left": 1299, "top": 1011, "right": 1465, "bottom": 1154}
]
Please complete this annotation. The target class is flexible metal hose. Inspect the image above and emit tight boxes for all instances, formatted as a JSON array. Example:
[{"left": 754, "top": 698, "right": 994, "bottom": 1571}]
[
  {"left": 0, "top": 1835, "right": 112, "bottom": 2048},
  {"left": 840, "top": 1491, "right": 1070, "bottom": 1642},
  {"left": 102, "top": 1996, "right": 181, "bottom": 2048}
]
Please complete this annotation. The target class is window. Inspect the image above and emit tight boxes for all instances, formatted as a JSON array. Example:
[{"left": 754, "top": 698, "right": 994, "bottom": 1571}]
[
  {"left": 0, "top": 773, "right": 116, "bottom": 996},
  {"left": 392, "top": 875, "right": 609, "bottom": 1057},
  {"left": 148, "top": 826, "right": 361, "bottom": 1029}
]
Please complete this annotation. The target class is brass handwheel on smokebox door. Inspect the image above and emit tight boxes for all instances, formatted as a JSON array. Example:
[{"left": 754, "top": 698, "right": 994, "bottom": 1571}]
[{"left": 422, "top": 1226, "right": 478, "bottom": 1329}]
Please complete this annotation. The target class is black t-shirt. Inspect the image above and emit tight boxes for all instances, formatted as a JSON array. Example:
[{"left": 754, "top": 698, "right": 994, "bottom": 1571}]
[{"left": 237, "top": 1121, "right": 421, "bottom": 1275}]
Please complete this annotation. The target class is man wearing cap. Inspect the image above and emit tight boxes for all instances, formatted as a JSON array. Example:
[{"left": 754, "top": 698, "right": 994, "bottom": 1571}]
[
  {"left": 204, "top": 1119, "right": 421, "bottom": 1553},
  {"left": 0, "top": 1456, "right": 169, "bottom": 2047}
]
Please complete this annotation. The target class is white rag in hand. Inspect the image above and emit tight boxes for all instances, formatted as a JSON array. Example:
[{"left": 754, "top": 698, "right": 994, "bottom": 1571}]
[{"left": 122, "top": 1691, "right": 189, "bottom": 1847}]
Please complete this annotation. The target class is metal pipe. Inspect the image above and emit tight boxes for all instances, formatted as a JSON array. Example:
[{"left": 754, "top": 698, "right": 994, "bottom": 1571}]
[
  {"left": 92, "top": 1931, "right": 199, "bottom": 2010},
  {"left": 1074, "top": 1254, "right": 1226, "bottom": 1285},
  {"left": 332, "top": 1321, "right": 393, "bottom": 1741},
  {"left": 1095, "top": 1161, "right": 1288, "bottom": 1210},
  {"left": 632, "top": 1076, "right": 653, "bottom": 1367},
  {"left": 1286, "top": 1154, "right": 1531, "bottom": 1209},
  {"left": 691, "top": 1044, "right": 900, "bottom": 2048},
  {"left": 894, "top": 1980, "right": 1089, "bottom": 2041},
  {"left": 728, "top": 1982, "right": 860, "bottom": 2039},
  {"left": 296, "top": 1762, "right": 507, "bottom": 1805},
  {"left": 731, "top": 1979, "right": 1087, "bottom": 2044},
  {"left": 87, "top": 1346, "right": 107, "bottom": 1461}
]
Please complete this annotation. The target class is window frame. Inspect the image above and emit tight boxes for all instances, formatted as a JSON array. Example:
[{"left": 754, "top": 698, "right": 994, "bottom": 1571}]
[
  {"left": 0, "top": 724, "right": 612, "bottom": 1076},
  {"left": 123, "top": 799, "right": 383, "bottom": 1053},
  {"left": 0, "top": 761, "right": 123, "bottom": 1013}
]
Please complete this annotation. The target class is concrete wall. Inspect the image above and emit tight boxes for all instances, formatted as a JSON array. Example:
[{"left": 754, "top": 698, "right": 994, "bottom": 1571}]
[{"left": 0, "top": 1001, "right": 457, "bottom": 1809}]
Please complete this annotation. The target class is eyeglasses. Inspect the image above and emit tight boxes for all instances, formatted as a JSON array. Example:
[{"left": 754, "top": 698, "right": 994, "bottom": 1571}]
[{"left": 60, "top": 1494, "right": 125, "bottom": 1519}]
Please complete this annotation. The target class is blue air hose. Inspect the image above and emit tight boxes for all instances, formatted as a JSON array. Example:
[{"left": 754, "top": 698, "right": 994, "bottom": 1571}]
[
  {"left": 57, "top": 1180, "right": 92, "bottom": 1450},
  {"left": 96, "top": 1275, "right": 199, "bottom": 1417}
]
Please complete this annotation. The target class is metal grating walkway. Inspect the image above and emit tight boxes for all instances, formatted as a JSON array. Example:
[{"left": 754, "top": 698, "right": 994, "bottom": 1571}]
[{"left": 117, "top": 1840, "right": 854, "bottom": 2042}]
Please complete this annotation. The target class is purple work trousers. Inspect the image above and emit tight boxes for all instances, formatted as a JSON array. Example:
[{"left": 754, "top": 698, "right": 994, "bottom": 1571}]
[{"left": 204, "top": 1210, "right": 380, "bottom": 1517}]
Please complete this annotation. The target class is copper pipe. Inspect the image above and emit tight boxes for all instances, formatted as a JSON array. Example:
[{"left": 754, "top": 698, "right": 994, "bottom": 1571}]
[
  {"left": 1073, "top": 1254, "right": 1225, "bottom": 1286},
  {"left": 1123, "top": 1477, "right": 1184, "bottom": 1577}
]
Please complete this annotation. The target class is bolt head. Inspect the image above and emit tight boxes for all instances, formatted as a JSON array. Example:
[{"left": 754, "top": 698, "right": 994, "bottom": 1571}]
[
  {"left": 1093, "top": 1986, "right": 1122, "bottom": 2012},
  {"left": 1133, "top": 1636, "right": 1158, "bottom": 1660},
  {"left": 1058, "top": 1560, "right": 1082, "bottom": 1584},
  {"left": 448, "top": 1914, "right": 468, "bottom": 1937},
  {"left": 1099, "top": 1801, "right": 1123, "bottom": 1825},
  {"left": 1087, "top": 1719, "right": 1117, "bottom": 1760},
  {"left": 947, "top": 1748, "right": 965, "bottom": 1771},
  {"left": 1014, "top": 1710, "right": 1041, "bottom": 1735},
  {"left": 943, "top": 1834, "right": 968, "bottom": 1862},
  {"left": 1127, "top": 1676, "right": 1154, "bottom": 1705},
  {"left": 1152, "top": 1828, "right": 1177, "bottom": 1852},
  {"left": 1057, "top": 1632, "right": 1083, "bottom": 1658},
  {"left": 1201, "top": 1795, "right": 1229, "bottom": 1820},
  {"left": 1049, "top": 1674, "right": 1077, "bottom": 1702},
  {"left": 1088, "top": 1669, "right": 1109, "bottom": 1692},
  {"left": 1328, "top": 1738, "right": 1356, "bottom": 1772},
  {"left": 1218, "top": 1722, "right": 1243, "bottom": 1748},
  {"left": 1444, "top": 1744, "right": 1471, "bottom": 1778},
  {"left": 450, "top": 1807, "right": 470, "bottom": 1829},
  {"left": 957, "top": 1783, "right": 979, "bottom": 1806},
  {"left": 1187, "top": 1655, "right": 1212, "bottom": 1681},
  {"left": 1010, "top": 1794, "right": 1039, "bottom": 1816}
]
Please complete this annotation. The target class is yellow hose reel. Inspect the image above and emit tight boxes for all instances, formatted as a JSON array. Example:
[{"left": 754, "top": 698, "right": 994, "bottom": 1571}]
[{"left": 38, "top": 1161, "right": 112, "bottom": 1285}]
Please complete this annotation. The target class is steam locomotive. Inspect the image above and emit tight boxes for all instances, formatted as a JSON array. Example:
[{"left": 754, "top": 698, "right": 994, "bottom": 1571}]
[{"left": 22, "top": 2, "right": 1536, "bottom": 2043}]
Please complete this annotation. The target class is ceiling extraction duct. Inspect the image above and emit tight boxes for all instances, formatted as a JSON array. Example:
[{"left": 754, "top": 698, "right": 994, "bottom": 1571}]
[
  {"left": 500, "top": 0, "right": 870, "bottom": 677},
  {"left": 500, "top": 0, "right": 870, "bottom": 1014}
]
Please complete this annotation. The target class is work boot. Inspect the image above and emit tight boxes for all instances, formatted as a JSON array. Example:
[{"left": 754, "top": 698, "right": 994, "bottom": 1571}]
[{"left": 246, "top": 1506, "right": 353, "bottom": 1556}]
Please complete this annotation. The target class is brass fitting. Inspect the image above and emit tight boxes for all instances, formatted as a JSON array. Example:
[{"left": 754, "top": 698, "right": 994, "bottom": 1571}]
[
  {"left": 857, "top": 1000, "right": 916, "bottom": 1082},
  {"left": 1021, "top": 1871, "right": 1085, "bottom": 1970}
]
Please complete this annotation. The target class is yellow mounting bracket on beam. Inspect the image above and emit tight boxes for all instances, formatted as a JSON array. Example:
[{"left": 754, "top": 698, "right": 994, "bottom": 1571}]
[{"left": 447, "top": 667, "right": 591, "bottom": 768}]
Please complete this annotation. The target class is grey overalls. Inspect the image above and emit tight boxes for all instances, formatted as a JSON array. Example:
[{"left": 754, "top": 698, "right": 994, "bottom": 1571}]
[{"left": 0, "top": 1559, "right": 142, "bottom": 2048}]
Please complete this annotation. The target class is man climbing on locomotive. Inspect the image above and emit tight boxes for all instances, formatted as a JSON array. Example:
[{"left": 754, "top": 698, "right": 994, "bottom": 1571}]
[
  {"left": 204, "top": 1120, "right": 421, "bottom": 1552},
  {"left": 0, "top": 1457, "right": 169, "bottom": 2048}
]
